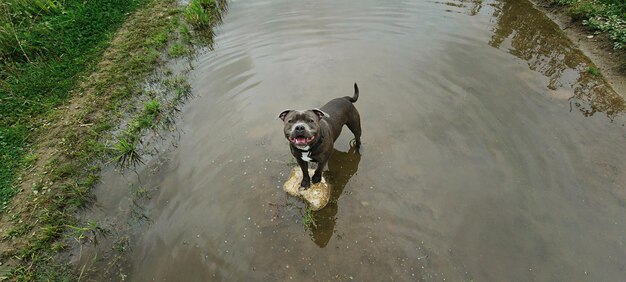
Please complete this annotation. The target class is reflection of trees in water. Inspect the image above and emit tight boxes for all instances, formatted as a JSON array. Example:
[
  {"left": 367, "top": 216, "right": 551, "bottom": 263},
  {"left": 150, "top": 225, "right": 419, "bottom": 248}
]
[
  {"left": 488, "top": 0, "right": 624, "bottom": 119},
  {"left": 570, "top": 79, "right": 624, "bottom": 118},
  {"left": 443, "top": 0, "right": 483, "bottom": 16},
  {"left": 463, "top": 0, "right": 483, "bottom": 16},
  {"left": 309, "top": 146, "right": 361, "bottom": 248}
]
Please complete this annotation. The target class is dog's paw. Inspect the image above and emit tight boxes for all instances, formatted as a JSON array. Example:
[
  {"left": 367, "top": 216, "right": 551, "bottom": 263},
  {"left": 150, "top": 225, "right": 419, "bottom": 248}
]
[
  {"left": 300, "top": 179, "right": 310, "bottom": 189},
  {"left": 312, "top": 174, "right": 322, "bottom": 184}
]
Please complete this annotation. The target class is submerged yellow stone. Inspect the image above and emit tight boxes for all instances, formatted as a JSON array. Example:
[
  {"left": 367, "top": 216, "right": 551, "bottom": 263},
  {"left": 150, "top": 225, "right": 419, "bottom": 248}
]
[{"left": 283, "top": 167, "right": 330, "bottom": 211}]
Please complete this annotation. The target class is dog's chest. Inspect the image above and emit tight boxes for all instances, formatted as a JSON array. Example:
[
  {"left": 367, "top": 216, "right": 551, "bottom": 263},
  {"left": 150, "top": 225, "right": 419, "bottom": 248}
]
[{"left": 301, "top": 151, "right": 313, "bottom": 162}]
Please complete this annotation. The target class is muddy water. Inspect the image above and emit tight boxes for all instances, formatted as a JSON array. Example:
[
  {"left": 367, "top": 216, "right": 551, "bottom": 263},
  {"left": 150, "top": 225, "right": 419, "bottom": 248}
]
[{"left": 79, "top": 0, "right": 626, "bottom": 280}]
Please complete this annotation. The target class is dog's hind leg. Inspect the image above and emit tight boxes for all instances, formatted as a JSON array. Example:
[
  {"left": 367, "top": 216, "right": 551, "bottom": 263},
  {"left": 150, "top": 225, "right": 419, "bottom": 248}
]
[{"left": 346, "top": 112, "right": 361, "bottom": 148}]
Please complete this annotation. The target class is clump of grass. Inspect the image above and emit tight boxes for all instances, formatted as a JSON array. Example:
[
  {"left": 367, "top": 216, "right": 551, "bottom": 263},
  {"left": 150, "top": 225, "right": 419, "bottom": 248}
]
[
  {"left": 113, "top": 99, "right": 165, "bottom": 167},
  {"left": 114, "top": 238, "right": 130, "bottom": 253},
  {"left": 66, "top": 221, "right": 109, "bottom": 245},
  {"left": 111, "top": 80, "right": 191, "bottom": 169},
  {"left": 302, "top": 207, "right": 317, "bottom": 230},
  {"left": 134, "top": 186, "right": 150, "bottom": 199},
  {"left": 184, "top": 0, "right": 218, "bottom": 28},
  {"left": 113, "top": 135, "right": 143, "bottom": 168},
  {"left": 144, "top": 99, "right": 163, "bottom": 116},
  {"left": 183, "top": 0, "right": 226, "bottom": 46},
  {"left": 587, "top": 65, "right": 601, "bottom": 76},
  {"left": 150, "top": 31, "right": 170, "bottom": 49},
  {"left": 168, "top": 42, "right": 189, "bottom": 57},
  {"left": 166, "top": 75, "right": 193, "bottom": 102},
  {"left": 180, "top": 24, "right": 192, "bottom": 44}
]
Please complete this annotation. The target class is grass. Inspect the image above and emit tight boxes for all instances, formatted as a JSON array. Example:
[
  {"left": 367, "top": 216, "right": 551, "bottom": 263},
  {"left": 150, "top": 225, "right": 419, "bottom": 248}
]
[
  {"left": 587, "top": 65, "right": 601, "bottom": 76},
  {"left": 184, "top": 0, "right": 226, "bottom": 46},
  {"left": 185, "top": 0, "right": 221, "bottom": 28},
  {"left": 0, "top": 0, "right": 150, "bottom": 211},
  {"left": 168, "top": 42, "right": 189, "bottom": 57},
  {"left": 302, "top": 207, "right": 317, "bottom": 230},
  {"left": 0, "top": 0, "right": 226, "bottom": 280},
  {"left": 66, "top": 221, "right": 109, "bottom": 245},
  {"left": 113, "top": 135, "right": 143, "bottom": 168},
  {"left": 111, "top": 77, "right": 194, "bottom": 169},
  {"left": 550, "top": 0, "right": 626, "bottom": 50}
]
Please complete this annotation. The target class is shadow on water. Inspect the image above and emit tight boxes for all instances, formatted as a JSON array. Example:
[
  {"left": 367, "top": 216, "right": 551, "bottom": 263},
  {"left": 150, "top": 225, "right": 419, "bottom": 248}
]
[
  {"left": 489, "top": 0, "right": 625, "bottom": 119},
  {"left": 309, "top": 145, "right": 361, "bottom": 248}
]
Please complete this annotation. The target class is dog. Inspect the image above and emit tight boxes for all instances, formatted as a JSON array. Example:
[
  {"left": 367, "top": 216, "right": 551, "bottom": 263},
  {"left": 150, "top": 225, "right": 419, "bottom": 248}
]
[{"left": 277, "top": 83, "right": 361, "bottom": 189}]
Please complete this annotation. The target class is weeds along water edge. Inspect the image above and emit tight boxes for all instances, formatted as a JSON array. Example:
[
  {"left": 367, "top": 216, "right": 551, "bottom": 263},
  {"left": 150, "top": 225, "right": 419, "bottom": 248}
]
[
  {"left": 547, "top": 0, "right": 626, "bottom": 70},
  {"left": 0, "top": 0, "right": 227, "bottom": 280}
]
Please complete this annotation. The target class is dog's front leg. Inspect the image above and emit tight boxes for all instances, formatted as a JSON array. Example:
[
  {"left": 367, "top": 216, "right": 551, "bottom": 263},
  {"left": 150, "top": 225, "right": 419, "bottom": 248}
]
[
  {"left": 312, "top": 160, "right": 325, "bottom": 184},
  {"left": 297, "top": 158, "right": 310, "bottom": 188}
]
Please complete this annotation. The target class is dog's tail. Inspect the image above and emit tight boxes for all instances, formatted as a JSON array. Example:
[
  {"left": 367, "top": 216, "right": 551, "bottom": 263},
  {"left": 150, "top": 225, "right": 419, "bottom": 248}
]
[{"left": 347, "top": 83, "right": 359, "bottom": 103}]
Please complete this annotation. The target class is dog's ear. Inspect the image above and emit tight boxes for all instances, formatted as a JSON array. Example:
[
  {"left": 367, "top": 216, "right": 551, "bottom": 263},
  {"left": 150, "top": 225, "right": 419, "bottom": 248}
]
[
  {"left": 312, "top": 108, "right": 330, "bottom": 119},
  {"left": 276, "top": 109, "right": 293, "bottom": 121}
]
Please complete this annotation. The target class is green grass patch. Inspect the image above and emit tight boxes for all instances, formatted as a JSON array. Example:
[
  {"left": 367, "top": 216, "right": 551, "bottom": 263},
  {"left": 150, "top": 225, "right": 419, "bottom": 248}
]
[
  {"left": 302, "top": 207, "right": 317, "bottom": 230},
  {"left": 0, "top": 0, "right": 150, "bottom": 210},
  {"left": 112, "top": 99, "right": 164, "bottom": 168},
  {"left": 168, "top": 42, "right": 189, "bottom": 57},
  {"left": 0, "top": 125, "right": 28, "bottom": 210},
  {"left": 587, "top": 65, "right": 602, "bottom": 76},
  {"left": 144, "top": 99, "right": 163, "bottom": 117},
  {"left": 185, "top": 0, "right": 219, "bottom": 28},
  {"left": 113, "top": 135, "right": 143, "bottom": 168},
  {"left": 151, "top": 31, "right": 170, "bottom": 49},
  {"left": 180, "top": 24, "right": 193, "bottom": 44},
  {"left": 550, "top": 0, "right": 626, "bottom": 50}
]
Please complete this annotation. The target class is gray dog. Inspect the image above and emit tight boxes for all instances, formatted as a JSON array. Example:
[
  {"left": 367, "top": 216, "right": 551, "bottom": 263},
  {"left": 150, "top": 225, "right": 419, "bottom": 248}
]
[{"left": 277, "top": 83, "right": 362, "bottom": 189}]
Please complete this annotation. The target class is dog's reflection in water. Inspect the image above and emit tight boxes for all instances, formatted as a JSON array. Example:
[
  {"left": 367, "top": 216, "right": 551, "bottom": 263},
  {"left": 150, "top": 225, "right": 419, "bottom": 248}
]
[{"left": 309, "top": 145, "right": 361, "bottom": 248}]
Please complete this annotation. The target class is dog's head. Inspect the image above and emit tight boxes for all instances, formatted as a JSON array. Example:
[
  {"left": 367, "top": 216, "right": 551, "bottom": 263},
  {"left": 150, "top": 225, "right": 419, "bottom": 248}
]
[{"left": 277, "top": 109, "right": 330, "bottom": 149}]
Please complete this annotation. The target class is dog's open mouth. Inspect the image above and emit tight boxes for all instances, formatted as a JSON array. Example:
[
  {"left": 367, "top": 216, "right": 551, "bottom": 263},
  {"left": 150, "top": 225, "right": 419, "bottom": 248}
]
[{"left": 289, "top": 135, "right": 315, "bottom": 146}]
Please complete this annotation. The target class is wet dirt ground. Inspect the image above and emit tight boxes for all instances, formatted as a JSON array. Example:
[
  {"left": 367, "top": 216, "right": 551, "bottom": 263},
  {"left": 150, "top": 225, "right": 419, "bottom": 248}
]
[{"left": 75, "top": 0, "right": 626, "bottom": 280}]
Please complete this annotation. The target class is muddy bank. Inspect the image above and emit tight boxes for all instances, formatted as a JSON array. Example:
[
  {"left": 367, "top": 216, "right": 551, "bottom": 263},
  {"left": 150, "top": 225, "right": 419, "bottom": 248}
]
[{"left": 530, "top": 0, "right": 626, "bottom": 97}]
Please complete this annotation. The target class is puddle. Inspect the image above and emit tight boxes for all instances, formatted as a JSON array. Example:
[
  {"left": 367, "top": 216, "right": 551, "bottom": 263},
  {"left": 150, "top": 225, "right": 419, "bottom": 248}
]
[{"left": 75, "top": 0, "right": 626, "bottom": 280}]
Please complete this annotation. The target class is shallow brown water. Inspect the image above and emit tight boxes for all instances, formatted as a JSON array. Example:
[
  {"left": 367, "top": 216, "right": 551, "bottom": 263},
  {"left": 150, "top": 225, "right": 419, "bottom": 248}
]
[{"left": 78, "top": 0, "right": 626, "bottom": 280}]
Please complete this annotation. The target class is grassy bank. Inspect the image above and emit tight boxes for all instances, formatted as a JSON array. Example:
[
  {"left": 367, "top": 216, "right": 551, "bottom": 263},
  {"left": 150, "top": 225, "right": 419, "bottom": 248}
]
[
  {"left": 0, "top": 0, "right": 224, "bottom": 280},
  {"left": 548, "top": 0, "right": 626, "bottom": 67},
  {"left": 0, "top": 0, "right": 150, "bottom": 211}
]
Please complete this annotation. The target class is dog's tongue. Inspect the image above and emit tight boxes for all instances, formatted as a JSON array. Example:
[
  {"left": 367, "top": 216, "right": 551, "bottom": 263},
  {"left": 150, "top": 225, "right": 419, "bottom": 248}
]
[{"left": 295, "top": 137, "right": 307, "bottom": 145}]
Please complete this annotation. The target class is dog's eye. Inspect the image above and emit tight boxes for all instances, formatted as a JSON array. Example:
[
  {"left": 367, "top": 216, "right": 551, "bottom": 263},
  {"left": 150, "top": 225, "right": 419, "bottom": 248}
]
[{"left": 287, "top": 120, "right": 294, "bottom": 123}]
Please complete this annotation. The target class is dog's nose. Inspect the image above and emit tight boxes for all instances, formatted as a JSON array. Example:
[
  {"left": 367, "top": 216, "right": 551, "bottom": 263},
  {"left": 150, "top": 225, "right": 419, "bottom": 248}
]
[{"left": 295, "top": 125, "right": 305, "bottom": 132}]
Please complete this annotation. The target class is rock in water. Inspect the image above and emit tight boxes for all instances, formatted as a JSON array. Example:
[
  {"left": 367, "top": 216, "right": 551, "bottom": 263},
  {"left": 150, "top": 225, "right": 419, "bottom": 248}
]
[{"left": 283, "top": 167, "right": 330, "bottom": 211}]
